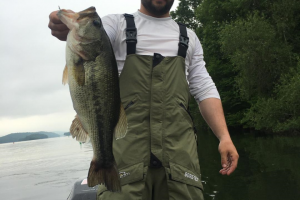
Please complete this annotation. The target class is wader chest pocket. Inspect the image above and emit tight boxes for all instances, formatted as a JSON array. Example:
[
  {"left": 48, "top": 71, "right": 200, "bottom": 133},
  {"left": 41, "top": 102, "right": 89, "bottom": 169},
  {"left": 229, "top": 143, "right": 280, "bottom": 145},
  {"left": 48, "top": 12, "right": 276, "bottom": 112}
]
[
  {"left": 123, "top": 95, "right": 139, "bottom": 110},
  {"left": 169, "top": 162, "right": 203, "bottom": 190},
  {"left": 176, "top": 99, "right": 193, "bottom": 125},
  {"left": 97, "top": 162, "right": 144, "bottom": 195}
]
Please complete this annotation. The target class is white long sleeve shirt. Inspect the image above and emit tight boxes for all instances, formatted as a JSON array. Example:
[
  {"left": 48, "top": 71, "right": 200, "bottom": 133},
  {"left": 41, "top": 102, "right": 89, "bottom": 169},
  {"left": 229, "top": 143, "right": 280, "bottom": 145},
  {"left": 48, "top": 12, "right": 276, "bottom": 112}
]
[{"left": 102, "top": 11, "right": 220, "bottom": 102}]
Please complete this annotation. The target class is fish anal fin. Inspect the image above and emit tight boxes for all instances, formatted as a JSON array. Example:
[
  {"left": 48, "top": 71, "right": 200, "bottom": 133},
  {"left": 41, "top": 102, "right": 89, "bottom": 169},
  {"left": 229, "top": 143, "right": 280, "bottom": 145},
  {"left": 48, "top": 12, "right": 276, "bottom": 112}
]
[
  {"left": 62, "top": 64, "right": 68, "bottom": 85},
  {"left": 114, "top": 103, "right": 128, "bottom": 140},
  {"left": 70, "top": 115, "right": 90, "bottom": 142}
]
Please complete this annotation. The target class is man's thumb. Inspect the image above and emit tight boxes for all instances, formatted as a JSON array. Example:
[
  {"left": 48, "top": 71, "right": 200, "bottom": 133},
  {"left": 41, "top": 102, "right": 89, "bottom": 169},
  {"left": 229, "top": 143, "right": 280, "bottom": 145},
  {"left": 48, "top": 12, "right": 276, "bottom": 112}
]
[{"left": 221, "top": 151, "right": 228, "bottom": 168}]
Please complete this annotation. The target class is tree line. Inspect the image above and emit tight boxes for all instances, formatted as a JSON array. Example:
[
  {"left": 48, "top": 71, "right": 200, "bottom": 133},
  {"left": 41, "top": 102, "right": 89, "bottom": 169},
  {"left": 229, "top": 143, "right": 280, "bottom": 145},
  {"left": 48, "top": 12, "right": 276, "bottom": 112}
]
[{"left": 171, "top": 0, "right": 300, "bottom": 134}]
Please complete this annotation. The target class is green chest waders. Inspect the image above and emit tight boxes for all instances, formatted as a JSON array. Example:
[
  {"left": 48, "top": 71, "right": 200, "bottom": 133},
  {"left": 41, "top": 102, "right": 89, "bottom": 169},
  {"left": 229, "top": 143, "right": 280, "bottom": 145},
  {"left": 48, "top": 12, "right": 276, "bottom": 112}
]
[{"left": 98, "top": 14, "right": 204, "bottom": 200}]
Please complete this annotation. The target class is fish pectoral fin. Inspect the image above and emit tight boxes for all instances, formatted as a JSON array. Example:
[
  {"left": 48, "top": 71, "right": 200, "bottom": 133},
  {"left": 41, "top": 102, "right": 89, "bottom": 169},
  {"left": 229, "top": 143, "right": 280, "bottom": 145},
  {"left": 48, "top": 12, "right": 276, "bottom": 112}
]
[
  {"left": 62, "top": 64, "right": 68, "bottom": 85},
  {"left": 114, "top": 103, "right": 128, "bottom": 140},
  {"left": 70, "top": 115, "right": 90, "bottom": 142}
]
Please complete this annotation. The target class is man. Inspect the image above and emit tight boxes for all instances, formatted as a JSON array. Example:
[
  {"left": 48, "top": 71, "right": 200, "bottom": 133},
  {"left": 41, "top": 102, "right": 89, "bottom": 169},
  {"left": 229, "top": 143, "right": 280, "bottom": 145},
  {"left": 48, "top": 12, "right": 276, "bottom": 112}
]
[{"left": 49, "top": 0, "right": 239, "bottom": 199}]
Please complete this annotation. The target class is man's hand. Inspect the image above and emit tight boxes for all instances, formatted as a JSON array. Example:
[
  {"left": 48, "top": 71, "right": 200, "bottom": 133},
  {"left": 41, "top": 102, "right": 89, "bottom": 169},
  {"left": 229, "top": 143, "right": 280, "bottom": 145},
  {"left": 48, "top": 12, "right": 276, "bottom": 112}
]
[
  {"left": 48, "top": 10, "right": 72, "bottom": 41},
  {"left": 218, "top": 138, "right": 239, "bottom": 175},
  {"left": 198, "top": 98, "right": 239, "bottom": 175}
]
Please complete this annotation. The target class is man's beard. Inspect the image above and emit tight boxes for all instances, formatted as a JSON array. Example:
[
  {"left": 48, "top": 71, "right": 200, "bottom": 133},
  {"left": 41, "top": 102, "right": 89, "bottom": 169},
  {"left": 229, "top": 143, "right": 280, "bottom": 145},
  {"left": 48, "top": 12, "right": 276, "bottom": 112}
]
[{"left": 141, "top": 0, "right": 174, "bottom": 16}]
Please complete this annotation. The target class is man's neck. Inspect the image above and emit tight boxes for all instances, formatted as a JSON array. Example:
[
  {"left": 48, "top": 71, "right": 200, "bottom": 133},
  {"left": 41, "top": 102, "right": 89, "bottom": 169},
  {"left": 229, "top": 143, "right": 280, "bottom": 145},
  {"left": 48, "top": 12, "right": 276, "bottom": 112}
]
[{"left": 139, "top": 5, "right": 170, "bottom": 18}]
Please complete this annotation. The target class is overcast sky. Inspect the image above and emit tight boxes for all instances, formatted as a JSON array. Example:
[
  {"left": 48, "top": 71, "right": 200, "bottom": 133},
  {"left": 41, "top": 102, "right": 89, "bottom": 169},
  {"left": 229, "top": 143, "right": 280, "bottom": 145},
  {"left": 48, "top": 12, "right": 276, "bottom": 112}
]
[{"left": 0, "top": 0, "right": 179, "bottom": 137}]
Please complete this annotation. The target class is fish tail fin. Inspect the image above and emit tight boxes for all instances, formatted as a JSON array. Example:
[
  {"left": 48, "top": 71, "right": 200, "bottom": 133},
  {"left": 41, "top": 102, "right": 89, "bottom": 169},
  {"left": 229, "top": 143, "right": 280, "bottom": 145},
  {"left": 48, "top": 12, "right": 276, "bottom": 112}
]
[{"left": 87, "top": 159, "right": 121, "bottom": 192}]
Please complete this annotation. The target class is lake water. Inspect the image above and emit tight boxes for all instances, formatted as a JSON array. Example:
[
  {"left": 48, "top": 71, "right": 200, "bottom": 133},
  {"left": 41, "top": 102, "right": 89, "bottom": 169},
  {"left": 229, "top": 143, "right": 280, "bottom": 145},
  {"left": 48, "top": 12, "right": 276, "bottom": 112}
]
[
  {"left": 0, "top": 137, "right": 93, "bottom": 200},
  {"left": 198, "top": 130, "right": 300, "bottom": 200},
  {"left": 1, "top": 132, "right": 300, "bottom": 200}
]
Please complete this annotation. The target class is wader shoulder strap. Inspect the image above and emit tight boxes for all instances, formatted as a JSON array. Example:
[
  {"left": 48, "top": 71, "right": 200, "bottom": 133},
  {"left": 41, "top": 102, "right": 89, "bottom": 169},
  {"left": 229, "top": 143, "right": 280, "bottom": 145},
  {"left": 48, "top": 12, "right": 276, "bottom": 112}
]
[
  {"left": 124, "top": 13, "right": 137, "bottom": 55},
  {"left": 177, "top": 22, "right": 189, "bottom": 58}
]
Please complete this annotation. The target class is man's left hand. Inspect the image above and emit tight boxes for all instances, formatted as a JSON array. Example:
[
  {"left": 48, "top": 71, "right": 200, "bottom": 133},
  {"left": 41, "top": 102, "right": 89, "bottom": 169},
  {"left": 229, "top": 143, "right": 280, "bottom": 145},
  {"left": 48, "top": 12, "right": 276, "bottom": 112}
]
[{"left": 218, "top": 139, "right": 239, "bottom": 175}]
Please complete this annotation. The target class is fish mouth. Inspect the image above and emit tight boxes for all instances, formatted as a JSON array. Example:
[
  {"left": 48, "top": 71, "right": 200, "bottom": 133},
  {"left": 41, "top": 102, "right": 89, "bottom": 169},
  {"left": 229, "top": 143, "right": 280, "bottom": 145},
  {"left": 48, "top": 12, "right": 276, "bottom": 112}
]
[
  {"left": 77, "top": 6, "right": 96, "bottom": 14},
  {"left": 57, "top": 7, "right": 97, "bottom": 30},
  {"left": 77, "top": 7, "right": 98, "bottom": 20},
  {"left": 57, "top": 9, "right": 79, "bottom": 30}
]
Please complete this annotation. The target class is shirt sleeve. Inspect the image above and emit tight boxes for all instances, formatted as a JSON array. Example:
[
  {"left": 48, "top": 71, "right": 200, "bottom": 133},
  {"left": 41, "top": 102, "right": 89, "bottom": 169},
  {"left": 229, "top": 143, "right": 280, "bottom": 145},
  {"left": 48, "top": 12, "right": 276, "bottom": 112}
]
[
  {"left": 188, "top": 34, "right": 220, "bottom": 103},
  {"left": 102, "top": 14, "right": 120, "bottom": 44}
]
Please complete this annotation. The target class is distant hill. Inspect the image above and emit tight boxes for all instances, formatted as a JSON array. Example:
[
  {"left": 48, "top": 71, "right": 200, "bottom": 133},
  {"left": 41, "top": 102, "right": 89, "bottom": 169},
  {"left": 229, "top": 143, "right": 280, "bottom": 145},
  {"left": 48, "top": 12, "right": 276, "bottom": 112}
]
[
  {"left": 19, "top": 133, "right": 48, "bottom": 141},
  {"left": 53, "top": 131, "right": 67, "bottom": 136},
  {"left": 64, "top": 132, "right": 71, "bottom": 136},
  {"left": 0, "top": 131, "right": 60, "bottom": 144}
]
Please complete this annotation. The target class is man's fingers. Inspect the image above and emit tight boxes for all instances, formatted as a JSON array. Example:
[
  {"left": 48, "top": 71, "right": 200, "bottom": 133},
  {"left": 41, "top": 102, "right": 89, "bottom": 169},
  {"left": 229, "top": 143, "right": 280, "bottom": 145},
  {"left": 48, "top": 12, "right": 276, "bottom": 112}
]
[
  {"left": 220, "top": 151, "right": 229, "bottom": 169},
  {"left": 48, "top": 22, "right": 68, "bottom": 32},
  {"left": 49, "top": 9, "right": 75, "bottom": 24},
  {"left": 219, "top": 167, "right": 230, "bottom": 175},
  {"left": 218, "top": 139, "right": 239, "bottom": 175},
  {"left": 51, "top": 30, "right": 69, "bottom": 41},
  {"left": 219, "top": 154, "right": 239, "bottom": 175},
  {"left": 48, "top": 10, "right": 70, "bottom": 41},
  {"left": 49, "top": 11, "right": 62, "bottom": 24},
  {"left": 219, "top": 157, "right": 231, "bottom": 175},
  {"left": 226, "top": 156, "right": 238, "bottom": 175}
]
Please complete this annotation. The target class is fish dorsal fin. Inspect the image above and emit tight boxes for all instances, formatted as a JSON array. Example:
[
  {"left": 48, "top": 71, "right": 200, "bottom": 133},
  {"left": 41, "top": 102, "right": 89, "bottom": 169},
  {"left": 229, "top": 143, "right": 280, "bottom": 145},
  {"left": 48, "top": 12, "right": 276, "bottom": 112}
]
[
  {"left": 114, "top": 103, "right": 128, "bottom": 140},
  {"left": 62, "top": 64, "right": 68, "bottom": 85},
  {"left": 70, "top": 115, "right": 90, "bottom": 143}
]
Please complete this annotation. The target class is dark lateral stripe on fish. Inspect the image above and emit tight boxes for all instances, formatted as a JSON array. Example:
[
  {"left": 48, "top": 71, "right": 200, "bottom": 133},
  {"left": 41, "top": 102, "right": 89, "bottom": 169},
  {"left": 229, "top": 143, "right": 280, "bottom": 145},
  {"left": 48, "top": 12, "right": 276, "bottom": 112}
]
[{"left": 90, "top": 67, "right": 114, "bottom": 167}]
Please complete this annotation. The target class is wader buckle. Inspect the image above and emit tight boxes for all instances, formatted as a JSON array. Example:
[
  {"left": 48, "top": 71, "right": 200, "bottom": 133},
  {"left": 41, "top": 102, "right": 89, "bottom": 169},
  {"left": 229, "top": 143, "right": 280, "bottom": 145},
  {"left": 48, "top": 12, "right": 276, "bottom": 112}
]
[
  {"left": 125, "top": 28, "right": 137, "bottom": 44},
  {"left": 179, "top": 34, "right": 189, "bottom": 48}
]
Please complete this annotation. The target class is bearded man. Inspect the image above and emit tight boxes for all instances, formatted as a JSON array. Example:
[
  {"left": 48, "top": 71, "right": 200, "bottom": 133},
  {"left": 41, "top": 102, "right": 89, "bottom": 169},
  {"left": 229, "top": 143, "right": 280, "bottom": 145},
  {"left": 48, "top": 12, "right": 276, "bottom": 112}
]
[{"left": 48, "top": 0, "right": 239, "bottom": 199}]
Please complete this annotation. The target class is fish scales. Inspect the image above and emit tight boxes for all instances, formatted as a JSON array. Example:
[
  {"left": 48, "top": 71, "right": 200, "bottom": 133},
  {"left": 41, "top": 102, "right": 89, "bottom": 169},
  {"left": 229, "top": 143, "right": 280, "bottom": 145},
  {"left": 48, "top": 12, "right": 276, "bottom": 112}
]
[
  {"left": 58, "top": 6, "right": 127, "bottom": 192},
  {"left": 74, "top": 54, "right": 119, "bottom": 164}
]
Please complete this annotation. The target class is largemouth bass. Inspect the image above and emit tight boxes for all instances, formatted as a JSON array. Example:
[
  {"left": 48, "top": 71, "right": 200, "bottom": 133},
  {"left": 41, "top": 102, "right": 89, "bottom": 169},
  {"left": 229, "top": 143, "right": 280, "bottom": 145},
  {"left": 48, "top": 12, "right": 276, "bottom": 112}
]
[{"left": 57, "top": 7, "right": 127, "bottom": 192}]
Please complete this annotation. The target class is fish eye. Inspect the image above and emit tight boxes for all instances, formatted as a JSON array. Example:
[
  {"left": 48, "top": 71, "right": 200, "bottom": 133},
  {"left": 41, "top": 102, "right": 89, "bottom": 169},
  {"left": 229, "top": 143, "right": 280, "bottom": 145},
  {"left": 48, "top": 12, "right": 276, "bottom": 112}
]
[{"left": 93, "top": 20, "right": 101, "bottom": 27}]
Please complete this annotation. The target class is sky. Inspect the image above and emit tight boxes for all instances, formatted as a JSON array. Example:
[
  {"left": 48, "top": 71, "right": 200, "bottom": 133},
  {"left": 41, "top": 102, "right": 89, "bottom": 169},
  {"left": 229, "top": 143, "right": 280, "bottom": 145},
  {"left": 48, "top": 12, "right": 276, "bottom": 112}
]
[{"left": 0, "top": 0, "right": 179, "bottom": 137}]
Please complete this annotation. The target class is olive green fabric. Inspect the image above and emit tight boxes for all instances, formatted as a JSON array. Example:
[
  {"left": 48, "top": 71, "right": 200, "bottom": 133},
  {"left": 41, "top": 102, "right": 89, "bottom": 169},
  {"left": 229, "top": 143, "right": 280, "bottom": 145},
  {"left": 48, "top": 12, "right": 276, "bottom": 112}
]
[
  {"left": 97, "top": 165, "right": 204, "bottom": 200},
  {"left": 97, "top": 54, "right": 204, "bottom": 199}
]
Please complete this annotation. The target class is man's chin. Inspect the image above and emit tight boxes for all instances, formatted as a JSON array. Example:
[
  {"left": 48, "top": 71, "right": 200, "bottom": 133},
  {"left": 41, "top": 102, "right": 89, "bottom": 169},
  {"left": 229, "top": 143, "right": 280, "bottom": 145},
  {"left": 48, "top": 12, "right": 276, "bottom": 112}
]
[
  {"left": 153, "top": 6, "right": 166, "bottom": 12},
  {"left": 151, "top": 2, "right": 166, "bottom": 9},
  {"left": 142, "top": 0, "right": 173, "bottom": 16}
]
